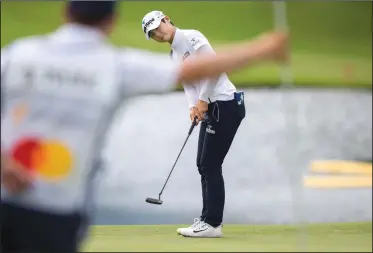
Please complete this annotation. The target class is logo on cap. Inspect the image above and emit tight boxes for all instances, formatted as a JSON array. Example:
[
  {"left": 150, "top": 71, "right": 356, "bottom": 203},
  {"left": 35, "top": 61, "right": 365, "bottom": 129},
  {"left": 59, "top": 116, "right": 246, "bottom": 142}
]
[{"left": 143, "top": 18, "right": 155, "bottom": 33}]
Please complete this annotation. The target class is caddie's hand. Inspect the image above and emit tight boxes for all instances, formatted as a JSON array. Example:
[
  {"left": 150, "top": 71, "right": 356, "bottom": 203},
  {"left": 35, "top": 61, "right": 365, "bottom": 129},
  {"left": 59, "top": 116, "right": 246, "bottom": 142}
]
[
  {"left": 273, "top": 32, "right": 290, "bottom": 64},
  {"left": 1, "top": 153, "right": 34, "bottom": 194},
  {"left": 267, "top": 32, "right": 290, "bottom": 63},
  {"left": 196, "top": 100, "right": 208, "bottom": 120},
  {"left": 190, "top": 106, "right": 203, "bottom": 126},
  {"left": 255, "top": 31, "right": 290, "bottom": 64}
]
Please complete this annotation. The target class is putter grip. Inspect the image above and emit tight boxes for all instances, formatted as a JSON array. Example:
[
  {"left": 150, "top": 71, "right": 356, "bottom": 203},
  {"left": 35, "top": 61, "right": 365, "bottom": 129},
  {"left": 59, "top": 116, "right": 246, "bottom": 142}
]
[{"left": 188, "top": 116, "right": 198, "bottom": 135}]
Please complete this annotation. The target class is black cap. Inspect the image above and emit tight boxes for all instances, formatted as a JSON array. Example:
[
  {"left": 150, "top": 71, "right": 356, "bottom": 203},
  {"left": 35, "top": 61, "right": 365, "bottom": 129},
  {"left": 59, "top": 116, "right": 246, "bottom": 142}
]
[{"left": 68, "top": 1, "right": 117, "bottom": 22}]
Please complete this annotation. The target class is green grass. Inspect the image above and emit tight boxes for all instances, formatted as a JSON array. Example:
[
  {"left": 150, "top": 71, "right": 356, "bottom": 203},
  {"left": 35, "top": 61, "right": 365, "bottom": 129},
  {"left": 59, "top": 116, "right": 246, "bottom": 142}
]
[
  {"left": 82, "top": 222, "right": 372, "bottom": 252},
  {"left": 1, "top": 1, "right": 372, "bottom": 88}
]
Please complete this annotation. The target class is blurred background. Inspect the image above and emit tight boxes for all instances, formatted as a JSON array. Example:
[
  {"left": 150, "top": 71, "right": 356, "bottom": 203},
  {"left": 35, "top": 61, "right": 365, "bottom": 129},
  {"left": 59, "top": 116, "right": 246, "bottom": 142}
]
[
  {"left": 2, "top": 1, "right": 372, "bottom": 87},
  {"left": 1, "top": 0, "right": 371, "bottom": 232}
]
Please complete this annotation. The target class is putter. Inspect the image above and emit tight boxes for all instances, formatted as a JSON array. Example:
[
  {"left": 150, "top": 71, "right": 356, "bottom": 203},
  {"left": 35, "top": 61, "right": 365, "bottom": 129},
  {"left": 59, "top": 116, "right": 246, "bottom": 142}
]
[{"left": 146, "top": 116, "right": 198, "bottom": 205}]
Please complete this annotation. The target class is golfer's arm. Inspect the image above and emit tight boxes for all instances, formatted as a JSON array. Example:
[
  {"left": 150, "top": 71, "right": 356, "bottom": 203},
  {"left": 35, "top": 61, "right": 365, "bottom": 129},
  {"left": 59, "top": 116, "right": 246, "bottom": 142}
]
[
  {"left": 177, "top": 32, "right": 286, "bottom": 84},
  {"left": 183, "top": 84, "right": 198, "bottom": 109},
  {"left": 193, "top": 44, "right": 219, "bottom": 102}
]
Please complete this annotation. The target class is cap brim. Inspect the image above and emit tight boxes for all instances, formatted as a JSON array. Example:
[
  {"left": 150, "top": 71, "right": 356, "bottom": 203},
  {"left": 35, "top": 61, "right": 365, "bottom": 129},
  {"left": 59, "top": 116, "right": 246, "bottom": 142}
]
[{"left": 144, "top": 19, "right": 162, "bottom": 40}]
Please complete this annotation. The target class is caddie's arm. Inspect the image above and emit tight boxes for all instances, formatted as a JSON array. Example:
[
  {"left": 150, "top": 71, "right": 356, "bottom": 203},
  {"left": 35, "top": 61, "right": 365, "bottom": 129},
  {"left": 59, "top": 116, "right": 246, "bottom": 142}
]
[
  {"left": 117, "top": 31, "right": 288, "bottom": 99},
  {"left": 177, "top": 31, "right": 288, "bottom": 85}
]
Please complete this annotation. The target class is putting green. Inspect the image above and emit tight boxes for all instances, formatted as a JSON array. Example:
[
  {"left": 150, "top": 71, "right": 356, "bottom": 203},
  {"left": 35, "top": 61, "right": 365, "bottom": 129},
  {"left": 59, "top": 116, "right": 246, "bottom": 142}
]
[
  {"left": 1, "top": 2, "right": 372, "bottom": 87},
  {"left": 82, "top": 222, "right": 372, "bottom": 252}
]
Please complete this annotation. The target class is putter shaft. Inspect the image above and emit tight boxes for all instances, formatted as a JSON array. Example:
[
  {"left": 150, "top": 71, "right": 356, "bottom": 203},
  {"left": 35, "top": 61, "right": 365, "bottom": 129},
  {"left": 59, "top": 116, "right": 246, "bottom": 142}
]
[{"left": 158, "top": 117, "right": 198, "bottom": 197}]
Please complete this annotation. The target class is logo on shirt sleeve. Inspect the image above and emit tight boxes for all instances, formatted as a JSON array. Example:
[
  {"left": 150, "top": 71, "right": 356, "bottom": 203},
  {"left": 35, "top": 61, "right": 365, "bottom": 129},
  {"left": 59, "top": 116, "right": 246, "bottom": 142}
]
[
  {"left": 182, "top": 51, "right": 190, "bottom": 61},
  {"left": 190, "top": 37, "right": 201, "bottom": 48}
]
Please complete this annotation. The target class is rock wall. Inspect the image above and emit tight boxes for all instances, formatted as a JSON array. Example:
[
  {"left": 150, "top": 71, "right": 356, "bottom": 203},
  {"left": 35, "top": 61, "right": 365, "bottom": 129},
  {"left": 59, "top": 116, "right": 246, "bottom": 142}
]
[{"left": 94, "top": 88, "right": 372, "bottom": 225}]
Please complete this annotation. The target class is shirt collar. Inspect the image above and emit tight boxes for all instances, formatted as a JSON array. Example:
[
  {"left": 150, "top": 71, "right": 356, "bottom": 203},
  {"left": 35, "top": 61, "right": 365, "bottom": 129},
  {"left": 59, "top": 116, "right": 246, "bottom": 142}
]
[
  {"left": 48, "top": 23, "right": 106, "bottom": 44},
  {"left": 171, "top": 28, "right": 183, "bottom": 49}
]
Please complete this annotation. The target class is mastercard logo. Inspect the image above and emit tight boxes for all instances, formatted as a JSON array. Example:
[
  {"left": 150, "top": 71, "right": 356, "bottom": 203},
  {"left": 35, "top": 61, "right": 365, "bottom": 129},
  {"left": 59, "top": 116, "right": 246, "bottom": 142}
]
[{"left": 10, "top": 136, "right": 74, "bottom": 181}]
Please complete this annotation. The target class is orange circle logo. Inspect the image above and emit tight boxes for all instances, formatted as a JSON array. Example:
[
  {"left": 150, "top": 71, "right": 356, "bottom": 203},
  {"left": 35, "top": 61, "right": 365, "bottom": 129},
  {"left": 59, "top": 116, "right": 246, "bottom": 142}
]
[{"left": 10, "top": 137, "right": 73, "bottom": 181}]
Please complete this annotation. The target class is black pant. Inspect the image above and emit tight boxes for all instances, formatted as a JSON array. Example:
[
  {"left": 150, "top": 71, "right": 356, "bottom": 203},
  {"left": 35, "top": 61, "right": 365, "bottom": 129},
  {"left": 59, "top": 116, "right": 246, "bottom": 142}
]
[
  {"left": 197, "top": 96, "right": 245, "bottom": 227},
  {"left": 1, "top": 202, "right": 84, "bottom": 253}
]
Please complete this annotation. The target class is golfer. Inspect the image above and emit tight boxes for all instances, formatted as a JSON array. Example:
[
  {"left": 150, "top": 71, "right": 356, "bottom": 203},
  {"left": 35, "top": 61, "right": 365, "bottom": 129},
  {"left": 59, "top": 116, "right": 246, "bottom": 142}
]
[
  {"left": 1, "top": 1, "right": 288, "bottom": 252},
  {"left": 141, "top": 10, "right": 251, "bottom": 238}
]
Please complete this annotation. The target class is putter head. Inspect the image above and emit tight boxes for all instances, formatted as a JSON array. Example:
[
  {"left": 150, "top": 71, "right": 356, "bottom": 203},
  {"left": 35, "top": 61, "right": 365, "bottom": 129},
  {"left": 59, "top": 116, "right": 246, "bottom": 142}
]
[{"left": 145, "top": 197, "right": 163, "bottom": 205}]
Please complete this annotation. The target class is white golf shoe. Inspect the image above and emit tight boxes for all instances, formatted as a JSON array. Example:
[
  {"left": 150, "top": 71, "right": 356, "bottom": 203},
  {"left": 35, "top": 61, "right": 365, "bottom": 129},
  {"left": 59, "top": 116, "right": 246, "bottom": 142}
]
[
  {"left": 176, "top": 218, "right": 202, "bottom": 235},
  {"left": 180, "top": 221, "right": 223, "bottom": 238}
]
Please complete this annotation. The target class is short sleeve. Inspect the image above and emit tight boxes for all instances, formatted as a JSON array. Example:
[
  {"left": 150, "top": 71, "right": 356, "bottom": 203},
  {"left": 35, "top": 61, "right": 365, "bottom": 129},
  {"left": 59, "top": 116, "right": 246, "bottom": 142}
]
[
  {"left": 1, "top": 46, "right": 12, "bottom": 112},
  {"left": 187, "top": 30, "right": 210, "bottom": 51},
  {"left": 1, "top": 46, "right": 11, "bottom": 76},
  {"left": 1, "top": 46, "right": 11, "bottom": 113},
  {"left": 117, "top": 48, "right": 181, "bottom": 97}
]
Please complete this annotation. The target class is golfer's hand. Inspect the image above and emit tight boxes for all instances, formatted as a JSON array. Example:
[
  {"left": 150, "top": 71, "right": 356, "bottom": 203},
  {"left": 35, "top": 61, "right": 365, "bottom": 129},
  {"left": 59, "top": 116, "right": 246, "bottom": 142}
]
[
  {"left": 1, "top": 154, "right": 33, "bottom": 194},
  {"left": 196, "top": 100, "right": 208, "bottom": 119},
  {"left": 190, "top": 106, "right": 203, "bottom": 125}
]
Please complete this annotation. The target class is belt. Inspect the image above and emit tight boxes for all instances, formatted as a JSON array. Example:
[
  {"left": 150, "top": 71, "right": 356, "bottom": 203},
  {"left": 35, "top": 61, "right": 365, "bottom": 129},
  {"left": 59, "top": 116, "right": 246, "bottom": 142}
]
[{"left": 207, "top": 93, "right": 235, "bottom": 104}]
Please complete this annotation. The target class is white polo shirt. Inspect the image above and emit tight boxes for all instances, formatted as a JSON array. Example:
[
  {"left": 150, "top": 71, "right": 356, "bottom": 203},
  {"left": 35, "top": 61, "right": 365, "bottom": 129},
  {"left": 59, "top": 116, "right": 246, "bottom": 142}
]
[
  {"left": 1, "top": 23, "right": 180, "bottom": 215},
  {"left": 170, "top": 28, "right": 236, "bottom": 108}
]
